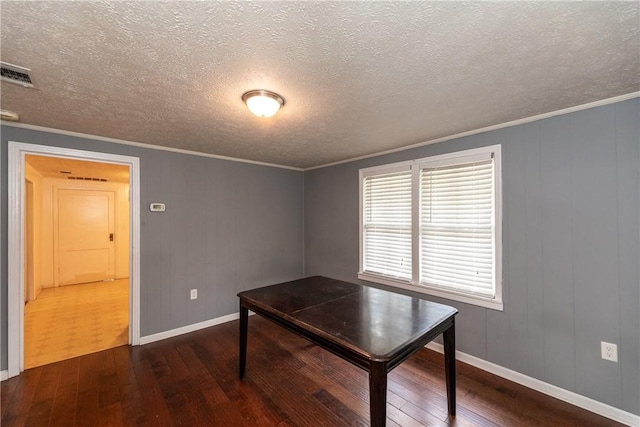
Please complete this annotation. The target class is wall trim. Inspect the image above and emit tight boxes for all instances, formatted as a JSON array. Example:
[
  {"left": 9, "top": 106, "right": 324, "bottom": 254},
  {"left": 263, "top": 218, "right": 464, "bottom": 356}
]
[
  {"left": 425, "top": 342, "right": 640, "bottom": 427},
  {"left": 0, "top": 122, "right": 303, "bottom": 172},
  {"left": 0, "top": 371, "right": 8, "bottom": 381},
  {"left": 306, "top": 91, "right": 640, "bottom": 170},
  {"left": 139, "top": 311, "right": 254, "bottom": 345}
]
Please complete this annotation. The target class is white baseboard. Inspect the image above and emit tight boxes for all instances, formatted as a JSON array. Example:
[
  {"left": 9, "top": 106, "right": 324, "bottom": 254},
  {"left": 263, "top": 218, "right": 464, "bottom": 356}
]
[
  {"left": 139, "top": 311, "right": 254, "bottom": 345},
  {"left": 425, "top": 342, "right": 640, "bottom": 427},
  {"left": 0, "top": 370, "right": 8, "bottom": 381}
]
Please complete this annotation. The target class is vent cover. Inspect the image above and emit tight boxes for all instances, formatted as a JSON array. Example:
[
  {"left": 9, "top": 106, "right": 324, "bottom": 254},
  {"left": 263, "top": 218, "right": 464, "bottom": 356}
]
[
  {"left": 67, "top": 176, "right": 109, "bottom": 182},
  {"left": 1, "top": 62, "right": 34, "bottom": 88}
]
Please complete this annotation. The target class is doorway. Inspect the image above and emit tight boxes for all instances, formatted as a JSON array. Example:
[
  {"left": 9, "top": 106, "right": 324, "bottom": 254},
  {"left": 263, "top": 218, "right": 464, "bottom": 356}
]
[
  {"left": 22, "top": 155, "right": 130, "bottom": 369},
  {"left": 7, "top": 142, "right": 141, "bottom": 378}
]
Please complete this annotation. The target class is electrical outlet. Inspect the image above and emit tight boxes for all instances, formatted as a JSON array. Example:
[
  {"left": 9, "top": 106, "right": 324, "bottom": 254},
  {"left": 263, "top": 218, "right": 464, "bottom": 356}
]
[
  {"left": 190, "top": 289, "right": 198, "bottom": 300},
  {"left": 601, "top": 341, "right": 618, "bottom": 362}
]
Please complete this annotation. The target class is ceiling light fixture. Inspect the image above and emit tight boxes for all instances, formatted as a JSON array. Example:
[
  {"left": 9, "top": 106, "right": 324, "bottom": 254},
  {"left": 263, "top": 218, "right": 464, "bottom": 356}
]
[
  {"left": 242, "top": 90, "right": 285, "bottom": 118},
  {"left": 0, "top": 109, "right": 20, "bottom": 121}
]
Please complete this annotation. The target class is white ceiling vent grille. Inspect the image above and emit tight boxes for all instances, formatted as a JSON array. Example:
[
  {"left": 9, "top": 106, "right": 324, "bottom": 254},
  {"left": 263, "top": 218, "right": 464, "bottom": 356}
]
[
  {"left": 1, "top": 62, "right": 35, "bottom": 88},
  {"left": 67, "top": 176, "right": 109, "bottom": 182}
]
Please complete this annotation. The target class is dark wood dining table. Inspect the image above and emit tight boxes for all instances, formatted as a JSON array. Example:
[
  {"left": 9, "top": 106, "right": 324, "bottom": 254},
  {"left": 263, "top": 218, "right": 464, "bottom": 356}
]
[{"left": 237, "top": 276, "right": 458, "bottom": 427}]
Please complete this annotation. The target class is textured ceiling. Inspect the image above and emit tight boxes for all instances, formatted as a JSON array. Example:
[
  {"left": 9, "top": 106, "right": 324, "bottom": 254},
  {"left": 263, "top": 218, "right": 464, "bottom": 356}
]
[{"left": 1, "top": 1, "right": 638, "bottom": 169}]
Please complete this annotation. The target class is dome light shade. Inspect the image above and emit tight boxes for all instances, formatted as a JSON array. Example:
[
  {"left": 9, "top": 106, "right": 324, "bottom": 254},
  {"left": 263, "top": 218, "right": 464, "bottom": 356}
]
[
  {"left": 0, "top": 109, "right": 19, "bottom": 121},
  {"left": 242, "top": 90, "right": 285, "bottom": 118}
]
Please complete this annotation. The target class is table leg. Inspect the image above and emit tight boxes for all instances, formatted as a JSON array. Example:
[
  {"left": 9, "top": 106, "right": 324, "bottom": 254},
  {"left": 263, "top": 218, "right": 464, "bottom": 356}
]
[
  {"left": 239, "top": 303, "right": 248, "bottom": 379},
  {"left": 443, "top": 320, "right": 456, "bottom": 416},
  {"left": 369, "top": 361, "right": 387, "bottom": 427}
]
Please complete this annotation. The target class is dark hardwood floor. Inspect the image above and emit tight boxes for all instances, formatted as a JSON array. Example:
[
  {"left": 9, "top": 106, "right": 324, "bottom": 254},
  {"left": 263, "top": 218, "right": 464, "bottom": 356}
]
[{"left": 1, "top": 316, "right": 623, "bottom": 426}]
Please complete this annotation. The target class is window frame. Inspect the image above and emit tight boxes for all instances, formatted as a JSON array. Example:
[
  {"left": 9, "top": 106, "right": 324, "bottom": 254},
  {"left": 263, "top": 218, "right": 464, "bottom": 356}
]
[{"left": 358, "top": 145, "right": 503, "bottom": 311}]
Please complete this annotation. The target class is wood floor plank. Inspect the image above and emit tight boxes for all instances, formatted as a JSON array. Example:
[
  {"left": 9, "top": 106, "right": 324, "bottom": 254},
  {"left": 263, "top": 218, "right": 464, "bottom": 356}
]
[
  {"left": 386, "top": 401, "right": 439, "bottom": 427},
  {"left": 399, "top": 400, "right": 478, "bottom": 427},
  {"left": 173, "top": 341, "right": 229, "bottom": 407},
  {"left": 388, "top": 370, "right": 449, "bottom": 419},
  {"left": 312, "top": 388, "right": 369, "bottom": 427},
  {"left": 49, "top": 384, "right": 78, "bottom": 426},
  {"left": 96, "top": 402, "right": 124, "bottom": 427},
  {"left": 23, "top": 398, "right": 53, "bottom": 427},
  {"left": 130, "top": 354, "right": 173, "bottom": 425},
  {"left": 77, "top": 352, "right": 100, "bottom": 394},
  {"left": 299, "top": 364, "right": 370, "bottom": 420},
  {"left": 31, "top": 360, "right": 63, "bottom": 405},
  {"left": 1, "top": 315, "right": 628, "bottom": 426},
  {"left": 0, "top": 367, "right": 41, "bottom": 425},
  {"left": 74, "top": 389, "right": 99, "bottom": 427}
]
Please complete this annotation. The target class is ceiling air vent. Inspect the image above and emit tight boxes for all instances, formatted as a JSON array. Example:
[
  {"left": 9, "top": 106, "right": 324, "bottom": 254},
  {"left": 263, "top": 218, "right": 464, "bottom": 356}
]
[
  {"left": 67, "top": 176, "right": 109, "bottom": 182},
  {"left": 1, "top": 62, "right": 35, "bottom": 88}
]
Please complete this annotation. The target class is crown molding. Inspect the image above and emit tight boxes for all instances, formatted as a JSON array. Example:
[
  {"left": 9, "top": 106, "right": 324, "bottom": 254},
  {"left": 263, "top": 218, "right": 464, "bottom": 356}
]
[
  {"left": 2, "top": 92, "right": 637, "bottom": 172},
  {"left": 306, "top": 92, "right": 640, "bottom": 171},
  {"left": 0, "top": 122, "right": 303, "bottom": 172}
]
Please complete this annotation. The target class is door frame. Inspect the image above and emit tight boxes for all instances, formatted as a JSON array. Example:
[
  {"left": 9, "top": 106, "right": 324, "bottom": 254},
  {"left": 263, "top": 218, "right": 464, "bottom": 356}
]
[
  {"left": 7, "top": 141, "right": 141, "bottom": 378},
  {"left": 24, "top": 180, "right": 35, "bottom": 302}
]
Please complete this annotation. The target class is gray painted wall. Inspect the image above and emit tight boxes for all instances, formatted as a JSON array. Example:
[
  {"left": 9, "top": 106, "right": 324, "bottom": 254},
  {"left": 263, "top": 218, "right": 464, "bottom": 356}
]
[
  {"left": 1, "top": 126, "right": 304, "bottom": 368},
  {"left": 1, "top": 99, "right": 638, "bottom": 417},
  {"left": 304, "top": 99, "right": 639, "bottom": 415}
]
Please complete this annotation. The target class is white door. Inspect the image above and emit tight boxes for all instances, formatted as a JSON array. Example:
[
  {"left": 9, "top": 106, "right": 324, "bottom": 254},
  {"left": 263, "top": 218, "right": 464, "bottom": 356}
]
[{"left": 57, "top": 189, "right": 116, "bottom": 286}]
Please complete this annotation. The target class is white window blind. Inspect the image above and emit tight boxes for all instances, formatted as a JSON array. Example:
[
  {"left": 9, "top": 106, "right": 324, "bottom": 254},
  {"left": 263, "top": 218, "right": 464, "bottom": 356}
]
[
  {"left": 362, "top": 170, "right": 412, "bottom": 280},
  {"left": 420, "top": 159, "right": 495, "bottom": 297},
  {"left": 358, "top": 145, "right": 502, "bottom": 310}
]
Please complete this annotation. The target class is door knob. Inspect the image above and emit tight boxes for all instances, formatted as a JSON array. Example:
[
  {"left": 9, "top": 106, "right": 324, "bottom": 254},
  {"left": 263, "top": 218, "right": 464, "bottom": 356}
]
[{"left": 109, "top": 233, "right": 114, "bottom": 241}]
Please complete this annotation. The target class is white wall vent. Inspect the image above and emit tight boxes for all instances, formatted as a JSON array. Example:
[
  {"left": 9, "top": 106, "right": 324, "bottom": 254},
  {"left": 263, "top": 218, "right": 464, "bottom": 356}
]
[
  {"left": 1, "top": 62, "right": 35, "bottom": 88},
  {"left": 67, "top": 176, "right": 109, "bottom": 182}
]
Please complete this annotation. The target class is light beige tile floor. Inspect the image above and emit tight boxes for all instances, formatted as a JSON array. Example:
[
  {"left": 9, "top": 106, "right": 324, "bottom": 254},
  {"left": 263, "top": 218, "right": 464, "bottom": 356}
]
[{"left": 24, "top": 279, "right": 129, "bottom": 369}]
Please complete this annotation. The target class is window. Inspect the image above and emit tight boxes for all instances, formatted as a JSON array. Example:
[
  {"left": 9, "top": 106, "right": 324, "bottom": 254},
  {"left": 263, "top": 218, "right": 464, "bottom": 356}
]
[
  {"left": 361, "top": 165, "right": 412, "bottom": 280},
  {"left": 359, "top": 145, "right": 503, "bottom": 310}
]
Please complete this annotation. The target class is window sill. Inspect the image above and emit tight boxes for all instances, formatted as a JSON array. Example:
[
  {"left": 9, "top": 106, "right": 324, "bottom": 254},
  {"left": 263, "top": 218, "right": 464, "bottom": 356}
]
[{"left": 357, "top": 272, "right": 504, "bottom": 311}]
